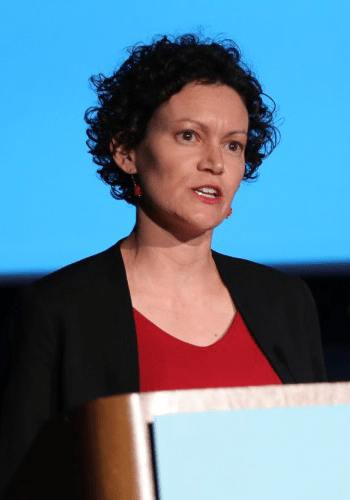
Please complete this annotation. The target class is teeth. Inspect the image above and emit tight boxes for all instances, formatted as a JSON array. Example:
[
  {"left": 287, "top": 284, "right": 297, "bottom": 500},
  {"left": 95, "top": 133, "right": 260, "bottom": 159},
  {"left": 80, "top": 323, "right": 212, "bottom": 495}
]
[
  {"left": 200, "top": 187, "right": 217, "bottom": 194},
  {"left": 195, "top": 190, "right": 216, "bottom": 198},
  {"left": 195, "top": 187, "right": 218, "bottom": 197}
]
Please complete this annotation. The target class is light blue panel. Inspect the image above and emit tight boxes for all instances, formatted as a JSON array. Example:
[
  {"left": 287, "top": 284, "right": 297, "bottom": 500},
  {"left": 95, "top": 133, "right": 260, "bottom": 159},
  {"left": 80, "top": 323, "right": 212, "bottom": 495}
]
[
  {"left": 154, "top": 404, "right": 350, "bottom": 500},
  {"left": 1, "top": 0, "right": 349, "bottom": 273}
]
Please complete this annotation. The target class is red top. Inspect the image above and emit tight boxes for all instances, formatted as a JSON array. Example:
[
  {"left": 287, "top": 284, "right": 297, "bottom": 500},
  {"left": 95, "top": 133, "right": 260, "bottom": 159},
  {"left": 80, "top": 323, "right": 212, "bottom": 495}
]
[{"left": 134, "top": 308, "right": 282, "bottom": 392}]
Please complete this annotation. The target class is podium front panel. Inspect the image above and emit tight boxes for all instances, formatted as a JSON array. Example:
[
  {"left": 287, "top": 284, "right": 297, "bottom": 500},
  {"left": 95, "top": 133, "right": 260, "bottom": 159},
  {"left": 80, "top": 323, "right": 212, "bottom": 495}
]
[{"left": 153, "top": 403, "right": 350, "bottom": 499}]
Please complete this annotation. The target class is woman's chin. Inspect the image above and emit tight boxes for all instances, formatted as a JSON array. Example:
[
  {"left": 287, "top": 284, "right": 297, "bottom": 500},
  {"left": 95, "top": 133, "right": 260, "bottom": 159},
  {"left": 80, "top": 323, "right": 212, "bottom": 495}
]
[
  {"left": 189, "top": 210, "right": 227, "bottom": 231},
  {"left": 167, "top": 214, "right": 220, "bottom": 242},
  {"left": 138, "top": 203, "right": 225, "bottom": 241}
]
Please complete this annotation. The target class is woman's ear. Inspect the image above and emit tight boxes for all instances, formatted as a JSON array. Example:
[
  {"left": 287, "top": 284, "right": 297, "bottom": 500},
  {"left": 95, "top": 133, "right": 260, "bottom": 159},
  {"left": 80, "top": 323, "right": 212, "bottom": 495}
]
[{"left": 110, "top": 141, "right": 137, "bottom": 175}]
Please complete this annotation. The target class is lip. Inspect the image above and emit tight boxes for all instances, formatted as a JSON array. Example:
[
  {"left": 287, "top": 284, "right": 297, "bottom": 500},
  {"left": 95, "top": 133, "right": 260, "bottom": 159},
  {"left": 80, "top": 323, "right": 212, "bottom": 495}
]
[{"left": 190, "top": 185, "right": 223, "bottom": 205}]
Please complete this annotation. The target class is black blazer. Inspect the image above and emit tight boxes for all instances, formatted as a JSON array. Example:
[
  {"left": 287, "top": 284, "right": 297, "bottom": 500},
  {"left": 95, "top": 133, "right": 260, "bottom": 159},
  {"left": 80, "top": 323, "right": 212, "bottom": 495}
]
[{"left": 0, "top": 239, "right": 327, "bottom": 495}]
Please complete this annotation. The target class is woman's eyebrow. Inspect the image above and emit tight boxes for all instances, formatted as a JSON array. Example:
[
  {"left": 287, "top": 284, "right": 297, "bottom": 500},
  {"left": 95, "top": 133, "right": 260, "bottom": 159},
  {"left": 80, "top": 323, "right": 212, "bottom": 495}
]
[
  {"left": 172, "top": 118, "right": 248, "bottom": 136},
  {"left": 224, "top": 130, "right": 248, "bottom": 138}
]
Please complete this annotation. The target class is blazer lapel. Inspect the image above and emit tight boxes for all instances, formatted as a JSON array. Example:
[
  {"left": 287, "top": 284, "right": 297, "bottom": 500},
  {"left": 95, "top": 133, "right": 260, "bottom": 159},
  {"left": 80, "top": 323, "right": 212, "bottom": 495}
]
[
  {"left": 212, "top": 251, "right": 297, "bottom": 384},
  {"left": 106, "top": 240, "right": 140, "bottom": 392},
  {"left": 109, "top": 241, "right": 296, "bottom": 387}
]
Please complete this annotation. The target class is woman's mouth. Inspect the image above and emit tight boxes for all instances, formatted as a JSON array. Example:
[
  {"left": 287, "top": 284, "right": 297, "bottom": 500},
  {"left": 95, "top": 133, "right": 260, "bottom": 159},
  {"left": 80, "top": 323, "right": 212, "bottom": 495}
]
[{"left": 191, "top": 185, "right": 223, "bottom": 204}]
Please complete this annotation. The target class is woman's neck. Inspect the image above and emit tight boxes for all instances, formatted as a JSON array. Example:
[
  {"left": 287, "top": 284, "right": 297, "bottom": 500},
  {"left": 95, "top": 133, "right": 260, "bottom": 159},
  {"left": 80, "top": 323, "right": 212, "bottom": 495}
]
[{"left": 120, "top": 214, "right": 219, "bottom": 294}]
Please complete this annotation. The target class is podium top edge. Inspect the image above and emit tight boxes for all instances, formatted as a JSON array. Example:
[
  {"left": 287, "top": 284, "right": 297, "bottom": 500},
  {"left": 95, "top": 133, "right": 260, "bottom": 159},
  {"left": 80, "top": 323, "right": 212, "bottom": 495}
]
[{"left": 80, "top": 382, "right": 350, "bottom": 424}]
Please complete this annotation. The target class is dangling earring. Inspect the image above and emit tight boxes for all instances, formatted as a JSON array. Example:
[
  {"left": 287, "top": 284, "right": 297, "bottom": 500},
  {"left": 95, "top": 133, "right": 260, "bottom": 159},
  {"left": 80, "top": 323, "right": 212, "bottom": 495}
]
[
  {"left": 131, "top": 175, "right": 142, "bottom": 198},
  {"left": 226, "top": 207, "right": 232, "bottom": 219}
]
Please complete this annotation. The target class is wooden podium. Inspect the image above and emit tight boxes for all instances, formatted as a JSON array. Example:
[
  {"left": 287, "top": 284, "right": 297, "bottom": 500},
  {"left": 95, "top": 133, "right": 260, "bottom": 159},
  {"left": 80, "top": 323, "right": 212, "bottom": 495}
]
[{"left": 4, "top": 381, "right": 350, "bottom": 499}]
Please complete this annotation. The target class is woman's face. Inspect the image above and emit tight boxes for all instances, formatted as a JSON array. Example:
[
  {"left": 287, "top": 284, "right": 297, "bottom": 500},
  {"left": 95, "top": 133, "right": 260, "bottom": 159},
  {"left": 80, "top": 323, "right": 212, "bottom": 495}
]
[{"left": 125, "top": 82, "right": 248, "bottom": 238}]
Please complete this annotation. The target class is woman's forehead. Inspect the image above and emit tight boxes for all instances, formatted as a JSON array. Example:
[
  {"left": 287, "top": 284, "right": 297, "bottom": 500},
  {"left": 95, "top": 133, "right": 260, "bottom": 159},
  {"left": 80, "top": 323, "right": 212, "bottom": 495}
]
[{"left": 150, "top": 83, "right": 249, "bottom": 131}]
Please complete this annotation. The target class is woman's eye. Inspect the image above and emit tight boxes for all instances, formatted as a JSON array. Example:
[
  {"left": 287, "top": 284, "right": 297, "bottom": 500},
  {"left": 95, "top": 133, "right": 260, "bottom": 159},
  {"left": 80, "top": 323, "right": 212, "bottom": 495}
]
[
  {"left": 178, "top": 130, "right": 196, "bottom": 141},
  {"left": 227, "top": 141, "right": 243, "bottom": 153}
]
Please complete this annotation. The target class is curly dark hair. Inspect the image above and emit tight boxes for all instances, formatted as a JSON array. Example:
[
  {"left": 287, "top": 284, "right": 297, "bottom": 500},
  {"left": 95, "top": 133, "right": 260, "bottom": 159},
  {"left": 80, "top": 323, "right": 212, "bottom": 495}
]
[{"left": 85, "top": 34, "right": 280, "bottom": 205}]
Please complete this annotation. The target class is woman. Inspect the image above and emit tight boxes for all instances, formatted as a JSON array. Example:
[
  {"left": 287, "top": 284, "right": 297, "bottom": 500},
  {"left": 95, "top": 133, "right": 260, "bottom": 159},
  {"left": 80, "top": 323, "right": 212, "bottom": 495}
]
[{"left": 0, "top": 34, "right": 326, "bottom": 495}]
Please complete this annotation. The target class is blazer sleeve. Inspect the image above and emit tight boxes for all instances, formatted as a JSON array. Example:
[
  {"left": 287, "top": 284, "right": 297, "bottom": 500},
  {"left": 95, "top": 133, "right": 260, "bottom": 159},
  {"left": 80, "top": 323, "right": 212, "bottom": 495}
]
[
  {"left": 0, "top": 286, "right": 59, "bottom": 498},
  {"left": 299, "top": 278, "right": 327, "bottom": 382}
]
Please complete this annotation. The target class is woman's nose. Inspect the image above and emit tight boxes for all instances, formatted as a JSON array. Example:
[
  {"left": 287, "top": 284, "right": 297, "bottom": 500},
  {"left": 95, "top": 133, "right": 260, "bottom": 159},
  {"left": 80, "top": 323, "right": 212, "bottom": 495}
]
[{"left": 197, "top": 145, "right": 224, "bottom": 174}]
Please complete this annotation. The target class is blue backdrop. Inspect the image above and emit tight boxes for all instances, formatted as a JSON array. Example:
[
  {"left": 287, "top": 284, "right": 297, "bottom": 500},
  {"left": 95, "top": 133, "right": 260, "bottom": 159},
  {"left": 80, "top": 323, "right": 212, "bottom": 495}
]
[{"left": 1, "top": 0, "right": 349, "bottom": 273}]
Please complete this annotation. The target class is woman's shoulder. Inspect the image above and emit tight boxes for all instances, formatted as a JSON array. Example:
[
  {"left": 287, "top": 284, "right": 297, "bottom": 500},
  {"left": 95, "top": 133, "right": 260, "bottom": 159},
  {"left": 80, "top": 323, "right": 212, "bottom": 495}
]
[
  {"left": 17, "top": 240, "right": 126, "bottom": 307},
  {"left": 212, "top": 249, "right": 309, "bottom": 302},
  {"left": 212, "top": 249, "right": 297, "bottom": 281}
]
